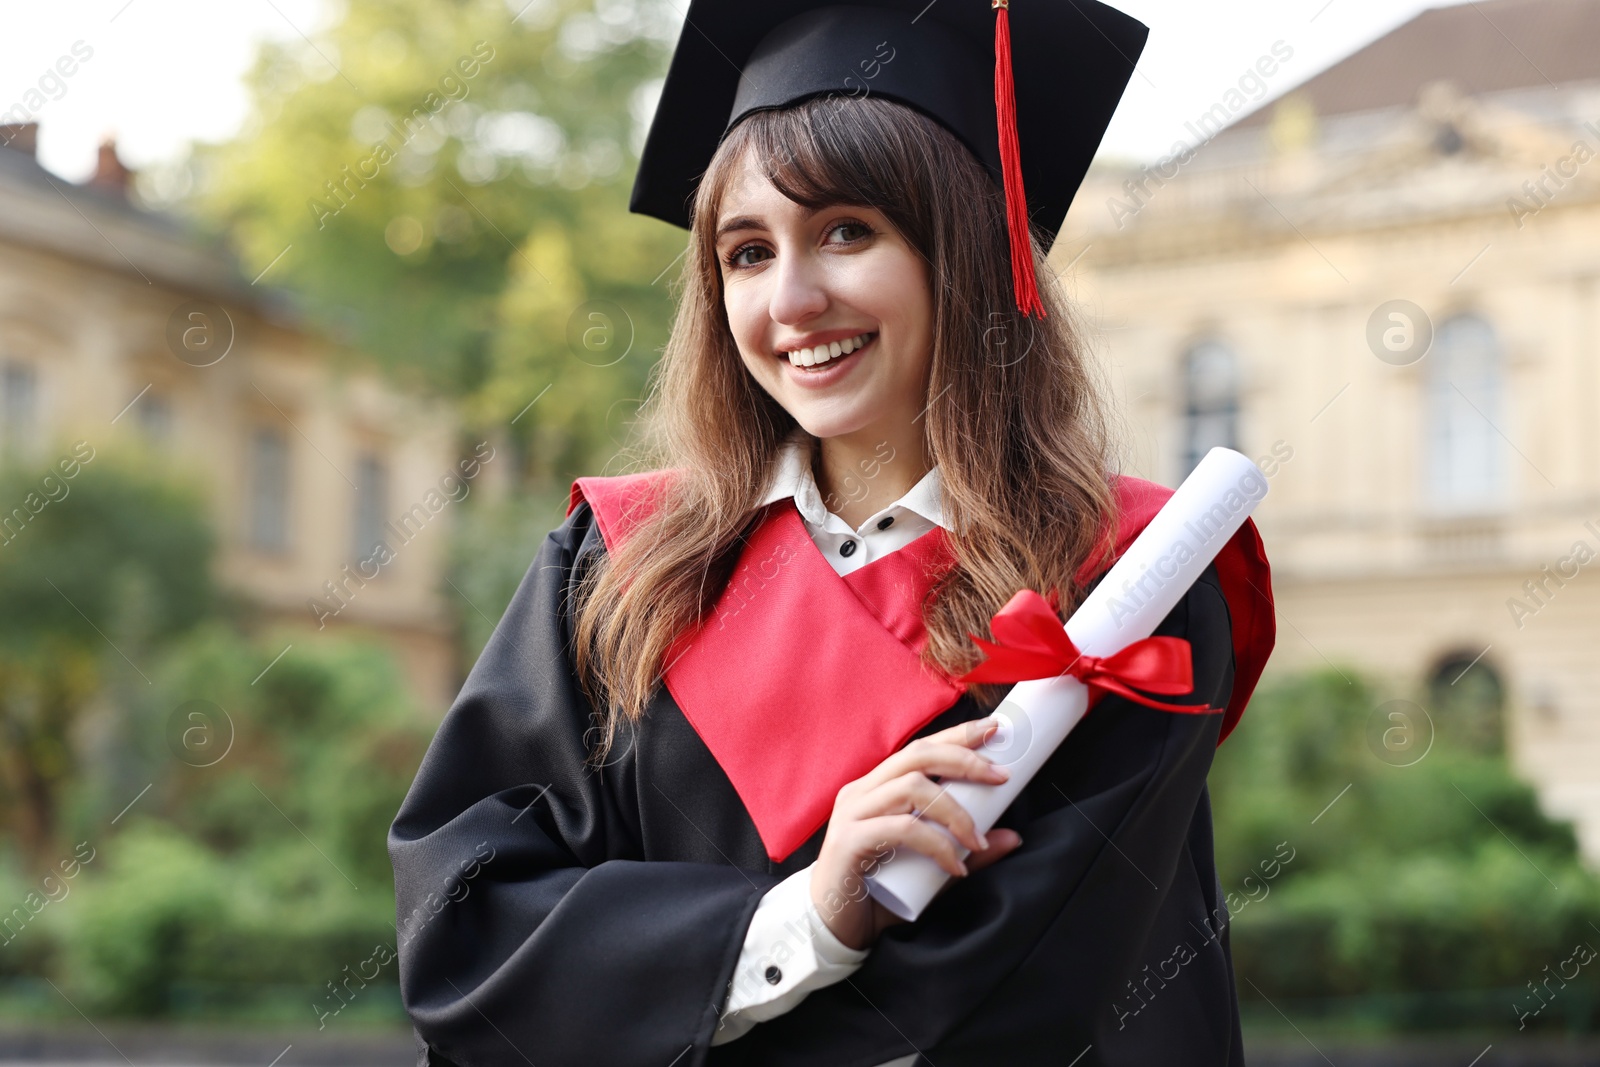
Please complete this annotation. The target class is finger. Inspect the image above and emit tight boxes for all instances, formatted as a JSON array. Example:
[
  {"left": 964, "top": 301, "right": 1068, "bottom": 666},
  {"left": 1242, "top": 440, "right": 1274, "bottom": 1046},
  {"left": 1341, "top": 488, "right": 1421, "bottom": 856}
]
[
  {"left": 925, "top": 715, "right": 1005, "bottom": 749},
  {"left": 855, "top": 773, "right": 986, "bottom": 854},
  {"left": 964, "top": 828, "right": 1023, "bottom": 874},
  {"left": 858, "top": 735, "right": 1009, "bottom": 793},
  {"left": 859, "top": 814, "right": 970, "bottom": 878}
]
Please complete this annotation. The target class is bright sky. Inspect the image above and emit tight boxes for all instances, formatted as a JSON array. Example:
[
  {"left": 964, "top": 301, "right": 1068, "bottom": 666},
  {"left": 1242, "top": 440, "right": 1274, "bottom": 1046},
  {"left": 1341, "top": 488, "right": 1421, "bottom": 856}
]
[{"left": 1, "top": 0, "right": 1455, "bottom": 184}]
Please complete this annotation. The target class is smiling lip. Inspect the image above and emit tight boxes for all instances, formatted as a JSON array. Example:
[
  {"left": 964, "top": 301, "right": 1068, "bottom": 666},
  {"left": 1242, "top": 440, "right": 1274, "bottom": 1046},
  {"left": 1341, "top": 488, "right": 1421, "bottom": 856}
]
[
  {"left": 776, "top": 328, "right": 876, "bottom": 359},
  {"left": 781, "top": 333, "right": 874, "bottom": 388},
  {"left": 774, "top": 329, "right": 876, "bottom": 367}
]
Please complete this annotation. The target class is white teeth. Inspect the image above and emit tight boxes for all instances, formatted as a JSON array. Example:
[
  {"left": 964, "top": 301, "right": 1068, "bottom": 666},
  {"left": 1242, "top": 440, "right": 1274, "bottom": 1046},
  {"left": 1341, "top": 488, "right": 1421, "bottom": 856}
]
[{"left": 785, "top": 332, "right": 873, "bottom": 369}]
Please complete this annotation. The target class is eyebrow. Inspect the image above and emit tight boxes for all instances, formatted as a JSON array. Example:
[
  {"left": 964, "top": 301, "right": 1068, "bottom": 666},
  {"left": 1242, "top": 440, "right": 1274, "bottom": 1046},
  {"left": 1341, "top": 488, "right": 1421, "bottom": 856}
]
[
  {"left": 714, "top": 216, "right": 764, "bottom": 242},
  {"left": 714, "top": 204, "right": 831, "bottom": 242}
]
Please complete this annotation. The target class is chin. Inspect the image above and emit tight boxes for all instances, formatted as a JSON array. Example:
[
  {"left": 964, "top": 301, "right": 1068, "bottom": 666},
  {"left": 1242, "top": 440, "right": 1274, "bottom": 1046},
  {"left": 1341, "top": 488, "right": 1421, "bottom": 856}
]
[{"left": 790, "top": 409, "right": 877, "bottom": 441}]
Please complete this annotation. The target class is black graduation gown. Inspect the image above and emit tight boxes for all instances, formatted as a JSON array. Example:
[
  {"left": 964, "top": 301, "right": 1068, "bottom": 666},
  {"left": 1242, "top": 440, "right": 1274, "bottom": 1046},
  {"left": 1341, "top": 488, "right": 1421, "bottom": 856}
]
[{"left": 388, "top": 497, "right": 1245, "bottom": 1067}]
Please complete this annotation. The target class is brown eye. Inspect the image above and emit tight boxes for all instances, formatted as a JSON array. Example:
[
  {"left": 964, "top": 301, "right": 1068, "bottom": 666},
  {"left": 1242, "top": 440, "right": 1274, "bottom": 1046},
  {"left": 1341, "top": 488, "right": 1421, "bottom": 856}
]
[
  {"left": 725, "top": 243, "right": 770, "bottom": 269},
  {"left": 828, "top": 220, "right": 872, "bottom": 243}
]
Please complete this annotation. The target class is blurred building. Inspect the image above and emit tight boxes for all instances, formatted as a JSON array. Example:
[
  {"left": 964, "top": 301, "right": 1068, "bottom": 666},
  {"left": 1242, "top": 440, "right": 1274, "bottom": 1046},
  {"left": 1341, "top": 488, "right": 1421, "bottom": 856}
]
[
  {"left": 0, "top": 122, "right": 463, "bottom": 710},
  {"left": 1059, "top": 0, "right": 1600, "bottom": 861}
]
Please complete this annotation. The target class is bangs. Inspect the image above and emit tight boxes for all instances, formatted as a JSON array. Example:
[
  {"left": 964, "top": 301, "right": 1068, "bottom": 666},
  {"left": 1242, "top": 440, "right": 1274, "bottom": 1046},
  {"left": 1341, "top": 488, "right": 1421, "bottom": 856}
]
[{"left": 696, "top": 95, "right": 947, "bottom": 253}]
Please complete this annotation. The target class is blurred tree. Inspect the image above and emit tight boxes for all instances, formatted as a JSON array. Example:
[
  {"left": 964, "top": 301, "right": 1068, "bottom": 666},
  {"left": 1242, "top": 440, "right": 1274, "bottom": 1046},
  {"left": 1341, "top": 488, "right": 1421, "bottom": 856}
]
[
  {"left": 1210, "top": 669, "right": 1600, "bottom": 1029},
  {"left": 447, "top": 480, "right": 570, "bottom": 659},
  {"left": 0, "top": 455, "right": 215, "bottom": 873},
  {"left": 47, "top": 625, "right": 432, "bottom": 1017},
  {"left": 183, "top": 0, "right": 690, "bottom": 487},
  {"left": 139, "top": 625, "right": 431, "bottom": 889},
  {"left": 0, "top": 450, "right": 430, "bottom": 1016}
]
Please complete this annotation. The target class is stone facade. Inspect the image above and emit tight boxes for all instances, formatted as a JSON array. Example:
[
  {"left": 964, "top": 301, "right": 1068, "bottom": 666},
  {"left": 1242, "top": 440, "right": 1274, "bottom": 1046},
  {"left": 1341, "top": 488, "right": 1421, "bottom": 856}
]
[
  {"left": 1055, "top": 0, "right": 1600, "bottom": 861},
  {"left": 0, "top": 125, "right": 464, "bottom": 712}
]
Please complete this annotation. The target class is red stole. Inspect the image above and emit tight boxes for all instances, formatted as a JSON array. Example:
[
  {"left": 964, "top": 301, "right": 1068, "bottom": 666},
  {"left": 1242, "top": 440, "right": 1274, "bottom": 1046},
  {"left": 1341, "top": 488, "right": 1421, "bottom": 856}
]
[{"left": 567, "top": 470, "right": 1273, "bottom": 863}]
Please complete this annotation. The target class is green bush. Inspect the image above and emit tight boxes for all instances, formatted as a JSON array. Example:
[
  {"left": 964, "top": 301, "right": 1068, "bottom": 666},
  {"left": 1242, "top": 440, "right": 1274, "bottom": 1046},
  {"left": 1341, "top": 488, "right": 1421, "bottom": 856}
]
[
  {"left": 0, "top": 446, "right": 429, "bottom": 1023},
  {"left": 1213, "top": 669, "right": 1600, "bottom": 1032},
  {"left": 15, "top": 623, "right": 431, "bottom": 1020},
  {"left": 58, "top": 823, "right": 399, "bottom": 1018},
  {"left": 59, "top": 825, "right": 228, "bottom": 1014}
]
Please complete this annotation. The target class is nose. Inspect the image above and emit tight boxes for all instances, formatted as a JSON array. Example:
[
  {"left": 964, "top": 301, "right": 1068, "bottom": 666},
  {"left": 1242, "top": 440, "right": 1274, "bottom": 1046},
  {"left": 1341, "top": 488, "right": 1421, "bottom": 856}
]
[{"left": 767, "top": 245, "right": 829, "bottom": 327}]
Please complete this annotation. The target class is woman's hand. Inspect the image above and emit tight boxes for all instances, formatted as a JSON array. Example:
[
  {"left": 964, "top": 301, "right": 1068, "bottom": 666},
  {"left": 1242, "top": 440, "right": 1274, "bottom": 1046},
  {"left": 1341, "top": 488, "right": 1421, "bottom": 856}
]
[{"left": 810, "top": 716, "right": 1026, "bottom": 951}]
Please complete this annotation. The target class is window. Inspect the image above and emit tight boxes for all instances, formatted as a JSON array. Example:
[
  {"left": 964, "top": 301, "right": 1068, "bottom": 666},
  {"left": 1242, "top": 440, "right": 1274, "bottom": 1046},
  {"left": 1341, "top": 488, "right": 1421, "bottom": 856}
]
[
  {"left": 1426, "top": 649, "right": 1505, "bottom": 754},
  {"left": 1425, "top": 314, "right": 1506, "bottom": 510},
  {"left": 1180, "top": 340, "right": 1240, "bottom": 477},
  {"left": 1, "top": 360, "right": 38, "bottom": 460},
  {"left": 352, "top": 452, "right": 389, "bottom": 564},
  {"left": 248, "top": 426, "right": 290, "bottom": 552}
]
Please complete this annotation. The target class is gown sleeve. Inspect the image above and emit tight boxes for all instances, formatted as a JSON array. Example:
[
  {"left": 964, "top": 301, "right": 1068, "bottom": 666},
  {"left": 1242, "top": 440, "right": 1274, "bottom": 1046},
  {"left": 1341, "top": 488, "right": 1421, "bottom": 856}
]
[
  {"left": 703, "top": 562, "right": 1240, "bottom": 1067},
  {"left": 388, "top": 500, "right": 782, "bottom": 1067}
]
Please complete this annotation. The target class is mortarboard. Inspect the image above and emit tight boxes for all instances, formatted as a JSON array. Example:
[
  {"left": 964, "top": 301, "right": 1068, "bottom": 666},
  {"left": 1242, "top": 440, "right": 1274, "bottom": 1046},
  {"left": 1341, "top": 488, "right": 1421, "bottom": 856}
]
[{"left": 629, "top": 0, "right": 1150, "bottom": 318}]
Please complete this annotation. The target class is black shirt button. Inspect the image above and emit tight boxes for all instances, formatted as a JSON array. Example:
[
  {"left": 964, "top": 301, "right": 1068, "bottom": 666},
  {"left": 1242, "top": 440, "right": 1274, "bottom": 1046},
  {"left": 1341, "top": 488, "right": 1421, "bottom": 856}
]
[
  {"left": 876, "top": 515, "right": 895, "bottom": 530},
  {"left": 839, "top": 540, "right": 857, "bottom": 557},
  {"left": 765, "top": 965, "right": 783, "bottom": 985}
]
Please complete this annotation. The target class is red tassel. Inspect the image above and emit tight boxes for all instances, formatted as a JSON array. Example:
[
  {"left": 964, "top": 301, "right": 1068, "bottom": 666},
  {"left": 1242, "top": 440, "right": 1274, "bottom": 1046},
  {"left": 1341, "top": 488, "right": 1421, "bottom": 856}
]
[{"left": 993, "top": 0, "right": 1045, "bottom": 319}]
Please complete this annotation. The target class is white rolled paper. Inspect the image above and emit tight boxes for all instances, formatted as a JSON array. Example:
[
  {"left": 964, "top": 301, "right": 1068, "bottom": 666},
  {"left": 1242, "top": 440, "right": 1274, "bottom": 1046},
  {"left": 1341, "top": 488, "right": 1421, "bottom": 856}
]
[{"left": 864, "top": 447, "right": 1269, "bottom": 921}]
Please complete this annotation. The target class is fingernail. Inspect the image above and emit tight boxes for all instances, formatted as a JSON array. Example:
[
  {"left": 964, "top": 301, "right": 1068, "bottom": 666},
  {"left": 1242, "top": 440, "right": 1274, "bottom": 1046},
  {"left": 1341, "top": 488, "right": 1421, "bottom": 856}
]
[
  {"left": 977, "top": 832, "right": 989, "bottom": 850},
  {"left": 957, "top": 860, "right": 969, "bottom": 876}
]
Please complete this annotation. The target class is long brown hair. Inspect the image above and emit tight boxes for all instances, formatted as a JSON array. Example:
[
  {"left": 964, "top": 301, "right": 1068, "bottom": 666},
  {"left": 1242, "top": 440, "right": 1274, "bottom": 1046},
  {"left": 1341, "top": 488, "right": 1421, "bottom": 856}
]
[{"left": 572, "top": 93, "right": 1120, "bottom": 765}]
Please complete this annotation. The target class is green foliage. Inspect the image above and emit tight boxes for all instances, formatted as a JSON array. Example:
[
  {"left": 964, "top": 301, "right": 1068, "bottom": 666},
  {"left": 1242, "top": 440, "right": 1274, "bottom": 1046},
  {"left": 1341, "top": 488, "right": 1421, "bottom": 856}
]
[
  {"left": 184, "top": 0, "right": 689, "bottom": 484},
  {"left": 1212, "top": 669, "right": 1600, "bottom": 1031},
  {"left": 0, "top": 451, "right": 217, "bottom": 872},
  {"left": 56, "top": 823, "right": 397, "bottom": 1019},
  {"left": 447, "top": 480, "right": 572, "bottom": 658},
  {"left": 18, "top": 624, "right": 429, "bottom": 1018},
  {"left": 58, "top": 826, "right": 225, "bottom": 1015},
  {"left": 0, "top": 450, "right": 216, "bottom": 654},
  {"left": 139, "top": 624, "right": 434, "bottom": 892}
]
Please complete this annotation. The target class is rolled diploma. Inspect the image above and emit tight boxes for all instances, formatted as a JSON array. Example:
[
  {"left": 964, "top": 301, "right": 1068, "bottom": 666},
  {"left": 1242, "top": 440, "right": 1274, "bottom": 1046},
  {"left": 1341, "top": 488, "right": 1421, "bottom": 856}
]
[{"left": 865, "top": 447, "right": 1269, "bottom": 921}]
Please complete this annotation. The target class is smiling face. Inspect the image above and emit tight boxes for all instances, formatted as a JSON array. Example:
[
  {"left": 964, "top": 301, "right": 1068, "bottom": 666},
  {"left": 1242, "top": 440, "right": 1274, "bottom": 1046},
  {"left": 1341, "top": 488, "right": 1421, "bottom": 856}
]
[{"left": 714, "top": 146, "right": 935, "bottom": 446}]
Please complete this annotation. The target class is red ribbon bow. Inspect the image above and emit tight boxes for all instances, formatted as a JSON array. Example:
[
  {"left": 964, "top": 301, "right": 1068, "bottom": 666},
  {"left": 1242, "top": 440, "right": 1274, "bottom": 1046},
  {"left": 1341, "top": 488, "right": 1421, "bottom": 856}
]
[{"left": 957, "top": 589, "right": 1217, "bottom": 716}]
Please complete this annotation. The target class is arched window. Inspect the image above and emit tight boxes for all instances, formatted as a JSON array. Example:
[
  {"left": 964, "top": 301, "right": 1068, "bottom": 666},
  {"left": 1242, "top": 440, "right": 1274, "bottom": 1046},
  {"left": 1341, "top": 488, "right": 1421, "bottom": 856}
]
[
  {"left": 1425, "top": 314, "right": 1506, "bottom": 509},
  {"left": 1426, "top": 649, "right": 1505, "bottom": 754},
  {"left": 1181, "top": 339, "right": 1240, "bottom": 477}
]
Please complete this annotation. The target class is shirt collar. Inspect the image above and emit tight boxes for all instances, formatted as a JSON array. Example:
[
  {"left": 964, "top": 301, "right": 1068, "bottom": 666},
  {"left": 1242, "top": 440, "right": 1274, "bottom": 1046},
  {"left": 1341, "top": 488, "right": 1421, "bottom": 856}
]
[{"left": 757, "top": 430, "right": 947, "bottom": 531}]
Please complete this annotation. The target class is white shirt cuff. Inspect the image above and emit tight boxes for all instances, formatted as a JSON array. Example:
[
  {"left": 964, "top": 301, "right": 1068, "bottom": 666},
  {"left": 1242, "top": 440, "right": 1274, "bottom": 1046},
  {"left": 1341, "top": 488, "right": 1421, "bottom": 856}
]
[{"left": 712, "top": 863, "right": 870, "bottom": 1045}]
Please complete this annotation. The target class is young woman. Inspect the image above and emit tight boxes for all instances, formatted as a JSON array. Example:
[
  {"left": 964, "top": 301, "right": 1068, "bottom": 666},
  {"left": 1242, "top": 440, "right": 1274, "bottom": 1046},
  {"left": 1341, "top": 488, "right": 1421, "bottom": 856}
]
[{"left": 390, "top": 3, "right": 1274, "bottom": 1065}]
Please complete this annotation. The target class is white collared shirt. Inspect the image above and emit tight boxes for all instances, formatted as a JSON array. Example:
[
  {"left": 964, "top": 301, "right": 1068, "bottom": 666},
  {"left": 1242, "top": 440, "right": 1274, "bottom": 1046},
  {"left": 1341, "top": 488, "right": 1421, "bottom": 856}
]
[
  {"left": 714, "top": 431, "right": 941, "bottom": 1066},
  {"left": 754, "top": 429, "right": 944, "bottom": 577}
]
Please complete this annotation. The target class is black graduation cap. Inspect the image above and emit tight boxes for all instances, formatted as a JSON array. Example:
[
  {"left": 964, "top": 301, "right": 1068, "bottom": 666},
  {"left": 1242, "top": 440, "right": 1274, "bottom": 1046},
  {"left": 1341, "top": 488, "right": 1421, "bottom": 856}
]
[{"left": 629, "top": 0, "right": 1149, "bottom": 318}]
